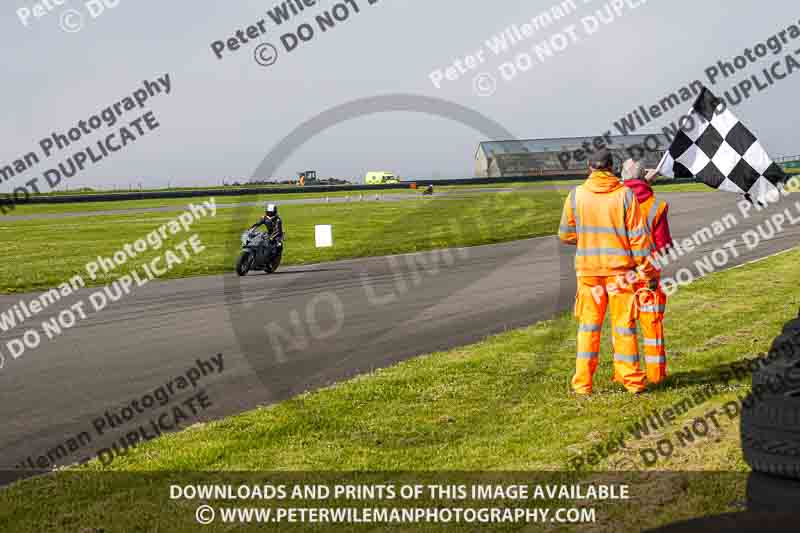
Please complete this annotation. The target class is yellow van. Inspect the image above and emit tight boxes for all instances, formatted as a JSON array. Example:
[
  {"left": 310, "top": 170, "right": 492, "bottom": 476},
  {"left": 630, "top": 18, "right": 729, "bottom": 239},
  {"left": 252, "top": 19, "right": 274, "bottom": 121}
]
[
  {"left": 782, "top": 160, "right": 800, "bottom": 175},
  {"left": 365, "top": 171, "right": 400, "bottom": 185}
]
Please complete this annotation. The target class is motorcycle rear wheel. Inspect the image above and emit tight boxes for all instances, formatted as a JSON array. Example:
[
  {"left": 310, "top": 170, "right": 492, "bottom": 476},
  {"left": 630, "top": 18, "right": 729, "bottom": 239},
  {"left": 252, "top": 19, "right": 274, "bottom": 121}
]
[{"left": 265, "top": 251, "right": 282, "bottom": 274}]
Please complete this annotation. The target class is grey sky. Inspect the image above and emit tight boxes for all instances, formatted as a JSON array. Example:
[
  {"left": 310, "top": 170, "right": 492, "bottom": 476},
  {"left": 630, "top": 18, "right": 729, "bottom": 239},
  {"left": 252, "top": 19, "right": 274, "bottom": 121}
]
[{"left": 1, "top": 0, "right": 798, "bottom": 191}]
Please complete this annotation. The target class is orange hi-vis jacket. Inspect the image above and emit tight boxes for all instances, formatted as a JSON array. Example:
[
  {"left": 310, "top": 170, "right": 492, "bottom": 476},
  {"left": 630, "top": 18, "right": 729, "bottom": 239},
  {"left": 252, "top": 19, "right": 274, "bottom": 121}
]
[
  {"left": 639, "top": 195, "right": 670, "bottom": 251},
  {"left": 559, "top": 171, "right": 658, "bottom": 279}
]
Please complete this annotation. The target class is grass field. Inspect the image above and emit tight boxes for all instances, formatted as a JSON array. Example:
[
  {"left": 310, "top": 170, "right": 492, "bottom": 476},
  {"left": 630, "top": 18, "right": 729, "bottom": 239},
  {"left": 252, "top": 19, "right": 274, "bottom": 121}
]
[
  {"left": 1, "top": 183, "right": 559, "bottom": 217},
  {"left": 2, "top": 230, "right": 796, "bottom": 531},
  {"left": 1, "top": 178, "right": 714, "bottom": 217},
  {"left": 0, "top": 189, "right": 566, "bottom": 293},
  {"left": 0, "top": 176, "right": 724, "bottom": 295},
  {"left": 0, "top": 188, "right": 421, "bottom": 216}
]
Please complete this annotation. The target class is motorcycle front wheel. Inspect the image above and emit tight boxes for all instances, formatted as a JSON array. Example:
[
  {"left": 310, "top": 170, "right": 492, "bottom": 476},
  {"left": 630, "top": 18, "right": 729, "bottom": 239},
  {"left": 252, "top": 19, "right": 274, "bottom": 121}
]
[{"left": 236, "top": 251, "right": 253, "bottom": 276}]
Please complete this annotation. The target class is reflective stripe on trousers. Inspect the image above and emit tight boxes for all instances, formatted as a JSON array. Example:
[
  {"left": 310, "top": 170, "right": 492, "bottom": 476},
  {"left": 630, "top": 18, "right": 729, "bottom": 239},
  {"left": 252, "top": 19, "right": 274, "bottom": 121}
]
[
  {"left": 573, "top": 276, "right": 646, "bottom": 394},
  {"left": 636, "top": 283, "right": 668, "bottom": 384}
]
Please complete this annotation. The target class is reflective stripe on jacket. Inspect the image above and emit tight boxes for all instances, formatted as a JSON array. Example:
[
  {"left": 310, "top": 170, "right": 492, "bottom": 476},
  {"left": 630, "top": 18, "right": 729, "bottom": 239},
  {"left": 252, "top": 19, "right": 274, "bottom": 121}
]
[
  {"left": 639, "top": 195, "right": 671, "bottom": 253},
  {"left": 624, "top": 179, "right": 673, "bottom": 253},
  {"left": 559, "top": 171, "right": 656, "bottom": 278}
]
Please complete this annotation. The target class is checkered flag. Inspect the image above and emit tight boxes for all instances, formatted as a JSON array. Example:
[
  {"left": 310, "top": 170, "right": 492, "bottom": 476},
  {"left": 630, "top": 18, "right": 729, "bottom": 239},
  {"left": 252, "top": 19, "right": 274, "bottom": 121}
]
[{"left": 656, "top": 87, "right": 786, "bottom": 204}]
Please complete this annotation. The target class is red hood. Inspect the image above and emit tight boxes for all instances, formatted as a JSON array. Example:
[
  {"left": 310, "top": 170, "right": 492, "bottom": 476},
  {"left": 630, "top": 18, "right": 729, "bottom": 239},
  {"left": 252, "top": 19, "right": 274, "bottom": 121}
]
[{"left": 624, "top": 179, "right": 654, "bottom": 204}]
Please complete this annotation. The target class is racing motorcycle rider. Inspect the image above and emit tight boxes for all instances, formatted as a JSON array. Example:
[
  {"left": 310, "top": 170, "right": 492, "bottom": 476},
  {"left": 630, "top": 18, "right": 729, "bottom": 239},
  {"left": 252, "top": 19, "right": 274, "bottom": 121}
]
[{"left": 250, "top": 203, "right": 284, "bottom": 261}]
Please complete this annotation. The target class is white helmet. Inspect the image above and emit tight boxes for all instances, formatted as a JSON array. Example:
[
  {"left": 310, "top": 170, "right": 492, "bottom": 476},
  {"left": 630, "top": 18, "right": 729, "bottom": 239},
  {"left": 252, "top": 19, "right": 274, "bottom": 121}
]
[{"left": 265, "top": 203, "right": 277, "bottom": 216}]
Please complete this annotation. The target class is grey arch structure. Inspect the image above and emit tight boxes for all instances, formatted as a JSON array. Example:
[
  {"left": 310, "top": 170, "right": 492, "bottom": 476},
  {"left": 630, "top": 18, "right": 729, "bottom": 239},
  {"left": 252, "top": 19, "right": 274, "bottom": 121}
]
[
  {"left": 248, "top": 94, "right": 517, "bottom": 182},
  {"left": 226, "top": 93, "right": 572, "bottom": 397}
]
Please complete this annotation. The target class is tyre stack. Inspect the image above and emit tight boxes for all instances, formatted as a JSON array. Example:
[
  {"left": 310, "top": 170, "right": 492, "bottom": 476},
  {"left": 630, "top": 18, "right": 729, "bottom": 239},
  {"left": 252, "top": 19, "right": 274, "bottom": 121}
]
[{"left": 742, "top": 314, "right": 800, "bottom": 511}]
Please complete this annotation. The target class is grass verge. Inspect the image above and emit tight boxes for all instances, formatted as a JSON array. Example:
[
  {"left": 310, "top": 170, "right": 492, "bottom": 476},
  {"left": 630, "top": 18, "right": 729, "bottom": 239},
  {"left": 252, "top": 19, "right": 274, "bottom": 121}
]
[
  {"left": 0, "top": 188, "right": 419, "bottom": 217},
  {"left": 0, "top": 189, "right": 564, "bottom": 293},
  {"left": 2, "top": 179, "right": 713, "bottom": 218}
]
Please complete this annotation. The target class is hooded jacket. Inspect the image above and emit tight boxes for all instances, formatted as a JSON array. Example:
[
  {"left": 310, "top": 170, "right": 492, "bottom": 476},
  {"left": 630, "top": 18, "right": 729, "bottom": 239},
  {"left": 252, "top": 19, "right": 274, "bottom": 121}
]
[
  {"left": 623, "top": 179, "right": 673, "bottom": 253},
  {"left": 559, "top": 171, "right": 657, "bottom": 278}
]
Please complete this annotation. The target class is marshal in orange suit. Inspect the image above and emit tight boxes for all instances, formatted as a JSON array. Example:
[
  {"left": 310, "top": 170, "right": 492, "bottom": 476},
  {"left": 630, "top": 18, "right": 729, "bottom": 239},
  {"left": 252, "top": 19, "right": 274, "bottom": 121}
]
[{"left": 558, "top": 149, "right": 659, "bottom": 395}]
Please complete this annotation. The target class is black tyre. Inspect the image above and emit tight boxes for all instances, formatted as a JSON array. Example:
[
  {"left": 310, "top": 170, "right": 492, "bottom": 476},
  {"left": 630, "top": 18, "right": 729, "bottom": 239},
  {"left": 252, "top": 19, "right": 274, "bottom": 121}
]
[
  {"left": 751, "top": 329, "right": 800, "bottom": 396},
  {"left": 236, "top": 251, "right": 253, "bottom": 276},
  {"left": 781, "top": 313, "right": 800, "bottom": 335},
  {"left": 648, "top": 511, "right": 800, "bottom": 532},
  {"left": 751, "top": 355, "right": 800, "bottom": 394},
  {"left": 742, "top": 314, "right": 800, "bottom": 480},
  {"left": 742, "top": 408, "right": 800, "bottom": 479},
  {"left": 768, "top": 332, "right": 800, "bottom": 365},
  {"left": 746, "top": 471, "right": 800, "bottom": 513}
]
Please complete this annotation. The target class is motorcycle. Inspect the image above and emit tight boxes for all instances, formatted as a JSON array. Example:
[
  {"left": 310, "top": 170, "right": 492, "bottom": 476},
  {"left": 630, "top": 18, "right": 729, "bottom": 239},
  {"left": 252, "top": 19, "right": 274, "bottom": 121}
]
[
  {"left": 422, "top": 184, "right": 434, "bottom": 196},
  {"left": 236, "top": 229, "right": 283, "bottom": 276}
]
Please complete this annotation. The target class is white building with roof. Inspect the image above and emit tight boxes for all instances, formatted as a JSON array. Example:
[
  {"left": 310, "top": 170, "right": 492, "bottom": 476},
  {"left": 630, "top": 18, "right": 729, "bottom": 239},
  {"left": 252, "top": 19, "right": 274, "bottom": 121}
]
[{"left": 474, "top": 135, "right": 670, "bottom": 178}]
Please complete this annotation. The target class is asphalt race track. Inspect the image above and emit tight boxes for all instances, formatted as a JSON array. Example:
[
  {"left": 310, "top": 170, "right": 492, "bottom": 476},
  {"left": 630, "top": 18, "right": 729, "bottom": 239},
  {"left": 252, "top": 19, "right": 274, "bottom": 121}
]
[{"left": 2, "top": 191, "right": 799, "bottom": 473}]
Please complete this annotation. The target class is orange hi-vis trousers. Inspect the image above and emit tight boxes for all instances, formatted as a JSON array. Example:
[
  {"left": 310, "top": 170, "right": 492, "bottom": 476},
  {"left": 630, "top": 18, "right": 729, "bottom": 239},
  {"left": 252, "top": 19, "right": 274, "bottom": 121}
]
[
  {"left": 573, "top": 276, "right": 647, "bottom": 394},
  {"left": 635, "top": 281, "right": 668, "bottom": 384}
]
